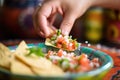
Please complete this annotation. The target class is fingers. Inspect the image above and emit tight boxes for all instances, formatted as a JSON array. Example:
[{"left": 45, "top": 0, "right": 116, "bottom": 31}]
[
  {"left": 33, "top": 0, "right": 79, "bottom": 37},
  {"left": 60, "top": 12, "right": 77, "bottom": 36},
  {"left": 33, "top": 3, "right": 56, "bottom": 38},
  {"left": 38, "top": 4, "right": 53, "bottom": 37}
]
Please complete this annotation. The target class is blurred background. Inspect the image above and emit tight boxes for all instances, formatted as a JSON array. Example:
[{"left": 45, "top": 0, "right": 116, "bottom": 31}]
[{"left": 0, "top": 0, "right": 120, "bottom": 48}]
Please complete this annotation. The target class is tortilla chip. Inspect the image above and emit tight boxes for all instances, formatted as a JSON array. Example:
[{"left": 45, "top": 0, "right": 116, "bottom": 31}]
[
  {"left": 11, "top": 59, "right": 34, "bottom": 75},
  {"left": 0, "top": 43, "right": 12, "bottom": 56},
  {"left": 15, "top": 40, "right": 29, "bottom": 55},
  {"left": 31, "top": 64, "right": 64, "bottom": 76},
  {"left": 0, "top": 56, "right": 11, "bottom": 69},
  {"left": 0, "top": 43, "right": 14, "bottom": 69},
  {"left": 45, "top": 38, "right": 56, "bottom": 47},
  {"left": 0, "top": 41, "right": 65, "bottom": 77},
  {"left": 15, "top": 54, "right": 52, "bottom": 69}
]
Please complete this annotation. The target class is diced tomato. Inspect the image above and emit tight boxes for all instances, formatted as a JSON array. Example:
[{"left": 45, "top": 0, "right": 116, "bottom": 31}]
[
  {"left": 46, "top": 50, "right": 53, "bottom": 58},
  {"left": 61, "top": 39, "right": 67, "bottom": 44},
  {"left": 70, "top": 60, "right": 78, "bottom": 64},
  {"left": 56, "top": 43, "right": 62, "bottom": 48},
  {"left": 80, "top": 58, "right": 89, "bottom": 66},
  {"left": 78, "top": 56, "right": 91, "bottom": 72},
  {"left": 48, "top": 50, "right": 53, "bottom": 55},
  {"left": 57, "top": 36, "right": 64, "bottom": 43},
  {"left": 52, "top": 59, "right": 58, "bottom": 65},
  {"left": 79, "top": 54, "right": 90, "bottom": 67},
  {"left": 92, "top": 58, "right": 99, "bottom": 63},
  {"left": 57, "top": 49, "right": 63, "bottom": 57},
  {"left": 80, "top": 54, "right": 86, "bottom": 58},
  {"left": 67, "top": 43, "right": 74, "bottom": 51},
  {"left": 72, "top": 41, "right": 76, "bottom": 49}
]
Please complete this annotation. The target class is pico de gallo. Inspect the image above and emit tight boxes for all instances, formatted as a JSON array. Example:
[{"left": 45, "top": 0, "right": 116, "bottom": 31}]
[
  {"left": 45, "top": 29, "right": 79, "bottom": 51},
  {"left": 46, "top": 49, "right": 101, "bottom": 73}
]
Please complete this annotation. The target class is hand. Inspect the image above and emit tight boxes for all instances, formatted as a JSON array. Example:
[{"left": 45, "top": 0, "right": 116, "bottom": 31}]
[{"left": 33, "top": 0, "right": 93, "bottom": 38}]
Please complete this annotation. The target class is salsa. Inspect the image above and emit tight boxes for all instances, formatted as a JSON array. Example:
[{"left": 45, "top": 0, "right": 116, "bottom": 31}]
[
  {"left": 45, "top": 29, "right": 79, "bottom": 51},
  {"left": 46, "top": 49, "right": 101, "bottom": 73}
]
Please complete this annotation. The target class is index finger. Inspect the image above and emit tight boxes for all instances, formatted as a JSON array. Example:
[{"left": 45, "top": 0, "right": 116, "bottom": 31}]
[{"left": 37, "top": 4, "right": 53, "bottom": 37}]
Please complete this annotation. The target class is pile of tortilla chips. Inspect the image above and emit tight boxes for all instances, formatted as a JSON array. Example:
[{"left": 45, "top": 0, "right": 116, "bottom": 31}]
[{"left": 0, "top": 41, "right": 64, "bottom": 76}]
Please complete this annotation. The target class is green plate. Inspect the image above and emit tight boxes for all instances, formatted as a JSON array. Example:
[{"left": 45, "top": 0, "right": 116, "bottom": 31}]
[{"left": 0, "top": 43, "right": 113, "bottom": 80}]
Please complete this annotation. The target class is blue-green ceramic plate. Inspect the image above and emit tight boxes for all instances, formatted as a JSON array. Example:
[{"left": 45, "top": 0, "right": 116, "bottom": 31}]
[{"left": 0, "top": 43, "right": 113, "bottom": 80}]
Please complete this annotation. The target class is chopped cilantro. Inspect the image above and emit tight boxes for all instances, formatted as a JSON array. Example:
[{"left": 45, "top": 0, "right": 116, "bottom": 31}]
[
  {"left": 27, "top": 47, "right": 45, "bottom": 57},
  {"left": 57, "top": 29, "right": 61, "bottom": 36}
]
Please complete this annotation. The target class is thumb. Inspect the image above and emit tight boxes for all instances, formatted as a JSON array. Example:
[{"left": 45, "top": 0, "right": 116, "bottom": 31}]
[{"left": 60, "top": 12, "right": 77, "bottom": 36}]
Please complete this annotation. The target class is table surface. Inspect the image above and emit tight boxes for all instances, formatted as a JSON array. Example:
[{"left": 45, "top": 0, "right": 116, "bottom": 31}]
[{"left": 0, "top": 39, "right": 120, "bottom": 80}]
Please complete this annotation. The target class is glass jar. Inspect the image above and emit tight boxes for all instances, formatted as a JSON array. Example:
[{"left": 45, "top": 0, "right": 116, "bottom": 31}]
[
  {"left": 103, "top": 9, "right": 120, "bottom": 48},
  {"left": 83, "top": 7, "right": 104, "bottom": 44}
]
